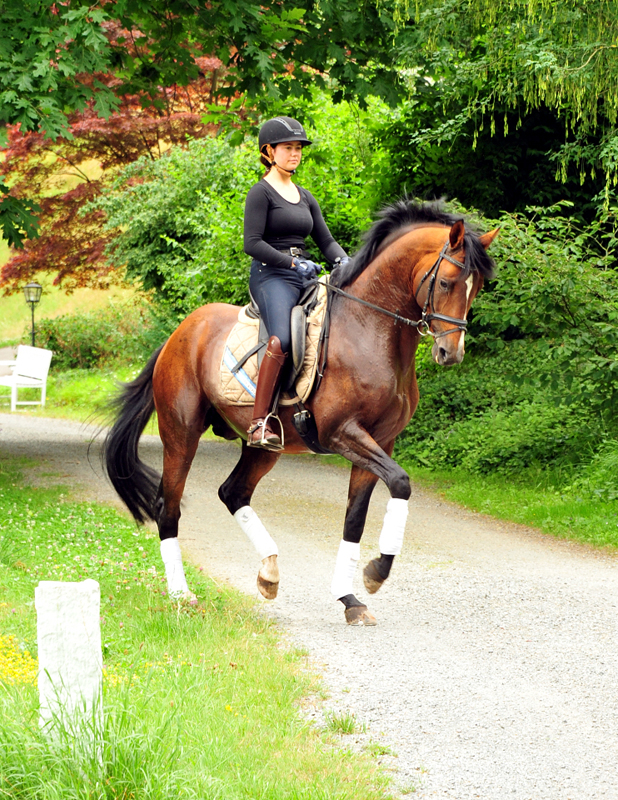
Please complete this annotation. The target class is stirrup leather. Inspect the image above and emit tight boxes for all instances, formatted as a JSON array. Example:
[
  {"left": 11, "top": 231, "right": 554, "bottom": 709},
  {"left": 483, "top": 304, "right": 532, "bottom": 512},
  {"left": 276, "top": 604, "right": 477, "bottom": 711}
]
[{"left": 247, "top": 412, "right": 285, "bottom": 451}]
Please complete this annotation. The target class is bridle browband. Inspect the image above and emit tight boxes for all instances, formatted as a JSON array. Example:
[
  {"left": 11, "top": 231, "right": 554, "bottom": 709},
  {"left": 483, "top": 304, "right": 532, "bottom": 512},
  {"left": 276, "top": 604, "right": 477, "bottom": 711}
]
[{"left": 320, "top": 241, "right": 470, "bottom": 339}]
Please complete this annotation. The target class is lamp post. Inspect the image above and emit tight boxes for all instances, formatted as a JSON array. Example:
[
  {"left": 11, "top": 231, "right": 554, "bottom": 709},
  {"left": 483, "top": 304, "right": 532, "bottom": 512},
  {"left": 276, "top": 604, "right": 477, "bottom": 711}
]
[{"left": 23, "top": 282, "right": 43, "bottom": 347}]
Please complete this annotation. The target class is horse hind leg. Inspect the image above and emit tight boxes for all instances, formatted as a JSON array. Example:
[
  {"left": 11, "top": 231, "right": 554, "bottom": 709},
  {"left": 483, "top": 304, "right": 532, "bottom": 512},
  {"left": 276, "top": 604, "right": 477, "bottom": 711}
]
[
  {"left": 155, "top": 397, "right": 207, "bottom": 601},
  {"left": 218, "top": 443, "right": 281, "bottom": 599}
]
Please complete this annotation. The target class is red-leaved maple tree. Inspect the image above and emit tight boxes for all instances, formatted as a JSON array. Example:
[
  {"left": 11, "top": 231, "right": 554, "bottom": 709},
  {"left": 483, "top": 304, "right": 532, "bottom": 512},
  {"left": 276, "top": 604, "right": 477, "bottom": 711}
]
[{"left": 1, "top": 52, "right": 227, "bottom": 293}]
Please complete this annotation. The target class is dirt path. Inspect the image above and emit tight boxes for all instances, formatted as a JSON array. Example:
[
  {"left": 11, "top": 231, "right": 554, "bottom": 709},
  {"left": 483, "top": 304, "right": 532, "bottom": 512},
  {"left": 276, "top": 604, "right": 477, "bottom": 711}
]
[{"left": 2, "top": 412, "right": 618, "bottom": 799}]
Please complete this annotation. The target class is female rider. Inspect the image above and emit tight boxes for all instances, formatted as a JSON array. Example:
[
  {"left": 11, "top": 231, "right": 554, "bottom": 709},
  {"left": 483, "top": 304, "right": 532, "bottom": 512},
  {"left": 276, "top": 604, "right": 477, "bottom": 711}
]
[{"left": 243, "top": 116, "right": 348, "bottom": 449}]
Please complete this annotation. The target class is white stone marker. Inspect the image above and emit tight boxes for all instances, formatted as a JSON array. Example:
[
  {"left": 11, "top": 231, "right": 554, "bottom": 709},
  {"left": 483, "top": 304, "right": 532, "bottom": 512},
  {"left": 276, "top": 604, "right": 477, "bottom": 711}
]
[{"left": 35, "top": 579, "right": 103, "bottom": 747}]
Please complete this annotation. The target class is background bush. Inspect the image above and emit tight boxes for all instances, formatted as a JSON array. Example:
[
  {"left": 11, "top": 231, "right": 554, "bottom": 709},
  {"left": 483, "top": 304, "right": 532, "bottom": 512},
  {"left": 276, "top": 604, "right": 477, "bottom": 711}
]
[
  {"left": 36, "top": 301, "right": 161, "bottom": 370},
  {"left": 91, "top": 94, "right": 389, "bottom": 325}
]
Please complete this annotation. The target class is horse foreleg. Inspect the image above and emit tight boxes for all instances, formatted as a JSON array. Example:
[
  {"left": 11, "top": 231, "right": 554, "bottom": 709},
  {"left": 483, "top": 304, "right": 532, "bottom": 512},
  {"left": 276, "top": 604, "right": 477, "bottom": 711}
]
[
  {"left": 330, "top": 425, "right": 410, "bottom": 605},
  {"left": 218, "top": 443, "right": 281, "bottom": 599},
  {"left": 331, "top": 465, "right": 379, "bottom": 625}
]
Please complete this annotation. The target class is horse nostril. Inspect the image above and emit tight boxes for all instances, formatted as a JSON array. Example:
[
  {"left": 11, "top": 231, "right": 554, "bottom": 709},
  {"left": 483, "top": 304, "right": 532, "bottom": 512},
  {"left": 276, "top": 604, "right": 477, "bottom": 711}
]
[{"left": 439, "top": 347, "right": 447, "bottom": 362}]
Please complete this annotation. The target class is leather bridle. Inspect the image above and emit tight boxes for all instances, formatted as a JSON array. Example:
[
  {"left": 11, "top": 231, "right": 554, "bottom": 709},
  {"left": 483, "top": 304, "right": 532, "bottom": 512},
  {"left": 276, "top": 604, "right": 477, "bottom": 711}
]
[
  {"left": 321, "top": 241, "right": 470, "bottom": 339},
  {"left": 414, "top": 241, "right": 469, "bottom": 338}
]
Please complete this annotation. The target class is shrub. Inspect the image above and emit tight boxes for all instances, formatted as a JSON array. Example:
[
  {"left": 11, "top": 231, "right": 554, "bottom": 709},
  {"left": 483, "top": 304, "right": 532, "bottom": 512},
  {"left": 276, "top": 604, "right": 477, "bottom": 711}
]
[
  {"left": 91, "top": 94, "right": 389, "bottom": 322},
  {"left": 566, "top": 440, "right": 618, "bottom": 501},
  {"left": 36, "top": 301, "right": 161, "bottom": 370}
]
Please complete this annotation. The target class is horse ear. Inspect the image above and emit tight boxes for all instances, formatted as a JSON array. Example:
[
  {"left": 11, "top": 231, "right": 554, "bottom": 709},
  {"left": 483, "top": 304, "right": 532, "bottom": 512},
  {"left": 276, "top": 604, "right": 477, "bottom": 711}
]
[
  {"left": 478, "top": 228, "right": 500, "bottom": 250},
  {"left": 449, "top": 219, "right": 465, "bottom": 250}
]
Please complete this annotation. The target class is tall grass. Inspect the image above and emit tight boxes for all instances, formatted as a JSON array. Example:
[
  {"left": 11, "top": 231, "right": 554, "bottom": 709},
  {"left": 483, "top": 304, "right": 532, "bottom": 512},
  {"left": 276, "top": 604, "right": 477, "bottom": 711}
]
[
  {"left": 405, "top": 463, "right": 618, "bottom": 549},
  {"left": 0, "top": 455, "right": 390, "bottom": 799}
]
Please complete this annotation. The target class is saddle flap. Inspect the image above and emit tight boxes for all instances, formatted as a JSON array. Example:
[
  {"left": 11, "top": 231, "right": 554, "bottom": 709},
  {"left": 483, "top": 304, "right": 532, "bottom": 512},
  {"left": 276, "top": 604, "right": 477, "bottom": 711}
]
[{"left": 284, "top": 305, "right": 308, "bottom": 391}]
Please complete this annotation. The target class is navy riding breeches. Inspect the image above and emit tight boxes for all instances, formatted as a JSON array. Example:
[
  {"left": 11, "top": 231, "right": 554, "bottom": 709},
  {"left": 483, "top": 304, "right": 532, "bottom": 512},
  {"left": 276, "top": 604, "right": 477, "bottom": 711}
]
[{"left": 249, "top": 260, "right": 306, "bottom": 354}]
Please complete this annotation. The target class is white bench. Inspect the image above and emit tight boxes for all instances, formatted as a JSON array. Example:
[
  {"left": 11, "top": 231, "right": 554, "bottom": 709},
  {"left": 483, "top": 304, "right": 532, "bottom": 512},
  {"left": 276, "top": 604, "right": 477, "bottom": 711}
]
[{"left": 0, "top": 345, "right": 53, "bottom": 411}]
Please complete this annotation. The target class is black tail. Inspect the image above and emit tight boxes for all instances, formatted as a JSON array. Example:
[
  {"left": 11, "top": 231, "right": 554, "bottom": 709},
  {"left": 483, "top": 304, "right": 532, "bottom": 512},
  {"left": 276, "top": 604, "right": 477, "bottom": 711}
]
[{"left": 103, "top": 344, "right": 166, "bottom": 524}]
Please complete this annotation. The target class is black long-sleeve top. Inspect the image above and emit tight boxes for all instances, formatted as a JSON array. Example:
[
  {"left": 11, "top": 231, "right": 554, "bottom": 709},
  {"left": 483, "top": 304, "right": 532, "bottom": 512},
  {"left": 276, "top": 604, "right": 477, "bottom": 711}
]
[{"left": 243, "top": 180, "right": 346, "bottom": 269}]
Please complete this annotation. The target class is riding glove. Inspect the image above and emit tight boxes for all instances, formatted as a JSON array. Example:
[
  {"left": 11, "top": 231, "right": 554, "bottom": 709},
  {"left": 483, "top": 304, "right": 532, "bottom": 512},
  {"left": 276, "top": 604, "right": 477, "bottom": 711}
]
[{"left": 293, "top": 259, "right": 322, "bottom": 280}]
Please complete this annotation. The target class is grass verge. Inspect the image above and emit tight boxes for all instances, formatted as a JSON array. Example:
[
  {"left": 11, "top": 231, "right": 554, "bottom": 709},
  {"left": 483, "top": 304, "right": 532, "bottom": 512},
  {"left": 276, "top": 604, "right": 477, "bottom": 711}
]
[
  {"left": 0, "top": 454, "right": 390, "bottom": 799},
  {"left": 0, "top": 365, "right": 145, "bottom": 425},
  {"left": 404, "top": 463, "right": 618, "bottom": 550}
]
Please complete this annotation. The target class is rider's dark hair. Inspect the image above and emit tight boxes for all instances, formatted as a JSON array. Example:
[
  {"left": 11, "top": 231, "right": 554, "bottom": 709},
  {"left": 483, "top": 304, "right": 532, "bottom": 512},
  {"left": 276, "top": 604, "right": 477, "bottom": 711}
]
[{"left": 259, "top": 145, "right": 272, "bottom": 176}]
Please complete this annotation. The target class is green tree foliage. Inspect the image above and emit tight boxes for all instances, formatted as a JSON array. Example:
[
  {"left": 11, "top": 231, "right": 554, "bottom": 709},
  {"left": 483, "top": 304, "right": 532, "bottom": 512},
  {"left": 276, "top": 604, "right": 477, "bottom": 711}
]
[
  {"left": 376, "top": 102, "right": 608, "bottom": 219},
  {"left": 91, "top": 97, "right": 387, "bottom": 322},
  {"left": 389, "top": 0, "right": 618, "bottom": 205},
  {"left": 0, "top": 0, "right": 405, "bottom": 248}
]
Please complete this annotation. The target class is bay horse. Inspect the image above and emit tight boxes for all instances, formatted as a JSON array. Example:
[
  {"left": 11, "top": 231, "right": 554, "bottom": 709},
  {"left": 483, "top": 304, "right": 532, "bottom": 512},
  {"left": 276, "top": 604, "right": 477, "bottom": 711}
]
[{"left": 103, "top": 200, "right": 497, "bottom": 625}]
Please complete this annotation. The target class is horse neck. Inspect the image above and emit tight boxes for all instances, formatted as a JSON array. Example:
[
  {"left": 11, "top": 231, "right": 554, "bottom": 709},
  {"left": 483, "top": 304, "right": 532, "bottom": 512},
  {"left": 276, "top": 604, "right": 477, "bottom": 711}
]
[
  {"left": 340, "top": 227, "right": 449, "bottom": 372},
  {"left": 347, "top": 226, "right": 447, "bottom": 320}
]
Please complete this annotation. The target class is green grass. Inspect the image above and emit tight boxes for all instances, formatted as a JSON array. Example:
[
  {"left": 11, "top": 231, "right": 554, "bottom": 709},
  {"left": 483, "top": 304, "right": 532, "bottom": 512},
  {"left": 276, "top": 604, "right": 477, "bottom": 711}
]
[
  {"left": 0, "top": 283, "right": 137, "bottom": 346},
  {"left": 404, "top": 463, "right": 618, "bottom": 550},
  {"left": 0, "top": 455, "right": 391, "bottom": 799},
  {"left": 325, "top": 712, "right": 364, "bottom": 736}
]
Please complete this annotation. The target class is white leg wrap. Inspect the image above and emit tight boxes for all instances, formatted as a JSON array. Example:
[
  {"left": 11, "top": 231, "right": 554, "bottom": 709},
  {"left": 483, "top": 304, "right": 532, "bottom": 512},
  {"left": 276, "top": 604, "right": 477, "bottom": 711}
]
[
  {"left": 378, "top": 498, "right": 409, "bottom": 556},
  {"left": 160, "top": 538, "right": 189, "bottom": 598},
  {"left": 331, "top": 540, "right": 360, "bottom": 599},
  {"left": 234, "top": 506, "right": 278, "bottom": 560}
]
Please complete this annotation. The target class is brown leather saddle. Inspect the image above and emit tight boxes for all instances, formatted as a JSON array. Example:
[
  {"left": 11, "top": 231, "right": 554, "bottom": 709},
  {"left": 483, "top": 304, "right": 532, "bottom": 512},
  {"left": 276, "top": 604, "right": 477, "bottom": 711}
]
[
  {"left": 230, "top": 281, "right": 333, "bottom": 454},
  {"left": 232, "top": 281, "right": 325, "bottom": 393}
]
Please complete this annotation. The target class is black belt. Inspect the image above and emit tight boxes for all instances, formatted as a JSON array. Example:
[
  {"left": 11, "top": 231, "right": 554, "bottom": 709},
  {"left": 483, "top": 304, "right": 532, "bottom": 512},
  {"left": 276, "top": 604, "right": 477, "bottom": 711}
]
[{"left": 274, "top": 247, "right": 305, "bottom": 257}]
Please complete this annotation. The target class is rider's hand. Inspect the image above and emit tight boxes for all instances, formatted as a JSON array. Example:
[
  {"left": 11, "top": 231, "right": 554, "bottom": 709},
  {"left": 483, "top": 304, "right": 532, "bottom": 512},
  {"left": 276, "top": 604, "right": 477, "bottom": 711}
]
[
  {"left": 334, "top": 255, "right": 350, "bottom": 269},
  {"left": 293, "top": 259, "right": 322, "bottom": 280}
]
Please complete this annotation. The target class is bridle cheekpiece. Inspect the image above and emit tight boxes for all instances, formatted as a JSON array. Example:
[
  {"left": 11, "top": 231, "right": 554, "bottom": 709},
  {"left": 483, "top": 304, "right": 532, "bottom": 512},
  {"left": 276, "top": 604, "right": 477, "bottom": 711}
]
[{"left": 414, "top": 242, "right": 469, "bottom": 338}]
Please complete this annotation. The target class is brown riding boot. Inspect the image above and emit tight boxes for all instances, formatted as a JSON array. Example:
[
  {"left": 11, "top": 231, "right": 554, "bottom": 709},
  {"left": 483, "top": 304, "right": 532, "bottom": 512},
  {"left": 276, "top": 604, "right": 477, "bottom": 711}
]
[{"left": 247, "top": 335, "right": 287, "bottom": 449}]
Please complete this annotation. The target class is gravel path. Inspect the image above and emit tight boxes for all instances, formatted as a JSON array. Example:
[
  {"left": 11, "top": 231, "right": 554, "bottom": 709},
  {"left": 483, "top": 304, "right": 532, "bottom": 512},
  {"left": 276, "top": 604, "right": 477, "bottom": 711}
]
[{"left": 2, "top": 412, "right": 618, "bottom": 799}]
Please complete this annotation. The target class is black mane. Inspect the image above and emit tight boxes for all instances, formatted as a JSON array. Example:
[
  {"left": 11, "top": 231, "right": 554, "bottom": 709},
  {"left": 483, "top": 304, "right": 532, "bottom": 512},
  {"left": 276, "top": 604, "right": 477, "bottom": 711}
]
[{"left": 330, "top": 199, "right": 495, "bottom": 288}]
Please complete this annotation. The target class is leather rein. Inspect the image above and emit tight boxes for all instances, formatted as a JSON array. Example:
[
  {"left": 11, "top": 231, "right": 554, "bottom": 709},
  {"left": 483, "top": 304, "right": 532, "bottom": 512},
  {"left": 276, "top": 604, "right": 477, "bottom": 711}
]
[{"left": 320, "top": 241, "right": 469, "bottom": 339}]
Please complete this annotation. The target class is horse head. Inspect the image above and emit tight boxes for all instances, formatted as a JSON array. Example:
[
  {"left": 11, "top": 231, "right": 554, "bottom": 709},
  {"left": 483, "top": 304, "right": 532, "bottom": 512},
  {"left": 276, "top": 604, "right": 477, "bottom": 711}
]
[{"left": 412, "top": 219, "right": 499, "bottom": 366}]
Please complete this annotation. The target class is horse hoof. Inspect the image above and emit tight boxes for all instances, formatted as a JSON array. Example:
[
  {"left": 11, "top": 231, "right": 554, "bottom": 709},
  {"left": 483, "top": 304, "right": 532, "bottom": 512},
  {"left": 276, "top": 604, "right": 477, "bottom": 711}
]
[
  {"left": 257, "top": 574, "right": 279, "bottom": 600},
  {"left": 363, "top": 560, "right": 385, "bottom": 595},
  {"left": 257, "top": 554, "right": 279, "bottom": 600},
  {"left": 345, "top": 605, "right": 377, "bottom": 626}
]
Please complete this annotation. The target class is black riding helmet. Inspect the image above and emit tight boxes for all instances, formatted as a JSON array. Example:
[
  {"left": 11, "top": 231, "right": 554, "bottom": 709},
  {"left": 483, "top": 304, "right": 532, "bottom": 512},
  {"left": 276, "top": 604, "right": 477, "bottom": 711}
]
[{"left": 258, "top": 116, "right": 312, "bottom": 150}]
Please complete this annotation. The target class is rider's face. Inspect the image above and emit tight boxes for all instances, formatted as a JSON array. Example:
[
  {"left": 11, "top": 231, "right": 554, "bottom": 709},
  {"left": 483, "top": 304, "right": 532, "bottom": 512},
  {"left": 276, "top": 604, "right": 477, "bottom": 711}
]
[{"left": 271, "top": 141, "right": 303, "bottom": 171}]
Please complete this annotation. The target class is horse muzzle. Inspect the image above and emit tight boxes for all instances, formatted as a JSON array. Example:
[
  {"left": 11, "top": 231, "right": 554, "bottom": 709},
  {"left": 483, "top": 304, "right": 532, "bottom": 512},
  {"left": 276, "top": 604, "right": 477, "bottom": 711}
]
[{"left": 432, "top": 335, "right": 465, "bottom": 366}]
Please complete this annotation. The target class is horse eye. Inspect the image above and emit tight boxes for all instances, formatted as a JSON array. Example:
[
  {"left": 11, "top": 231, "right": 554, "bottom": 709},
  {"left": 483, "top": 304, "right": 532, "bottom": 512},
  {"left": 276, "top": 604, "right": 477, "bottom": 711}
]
[{"left": 439, "top": 279, "right": 449, "bottom": 291}]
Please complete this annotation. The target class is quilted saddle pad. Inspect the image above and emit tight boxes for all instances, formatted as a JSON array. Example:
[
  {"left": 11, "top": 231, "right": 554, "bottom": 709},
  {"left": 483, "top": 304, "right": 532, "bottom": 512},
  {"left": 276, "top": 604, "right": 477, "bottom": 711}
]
[{"left": 219, "top": 281, "right": 329, "bottom": 407}]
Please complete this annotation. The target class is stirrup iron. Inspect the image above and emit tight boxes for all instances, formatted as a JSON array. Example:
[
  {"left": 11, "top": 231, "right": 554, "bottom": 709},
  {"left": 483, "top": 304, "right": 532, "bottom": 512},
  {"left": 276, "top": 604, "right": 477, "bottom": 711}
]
[{"left": 248, "top": 412, "right": 284, "bottom": 451}]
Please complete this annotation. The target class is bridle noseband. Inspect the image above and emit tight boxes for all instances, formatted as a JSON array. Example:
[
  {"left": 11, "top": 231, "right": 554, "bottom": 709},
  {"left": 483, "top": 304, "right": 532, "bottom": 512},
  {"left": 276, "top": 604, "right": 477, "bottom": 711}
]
[{"left": 321, "top": 241, "right": 470, "bottom": 339}]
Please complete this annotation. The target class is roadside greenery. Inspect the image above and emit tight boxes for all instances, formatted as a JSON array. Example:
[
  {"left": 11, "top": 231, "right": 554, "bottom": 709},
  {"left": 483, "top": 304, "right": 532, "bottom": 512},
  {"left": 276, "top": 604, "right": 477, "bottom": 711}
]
[
  {"left": 0, "top": 454, "right": 390, "bottom": 799},
  {"left": 91, "top": 97, "right": 387, "bottom": 324},
  {"left": 35, "top": 300, "right": 161, "bottom": 370}
]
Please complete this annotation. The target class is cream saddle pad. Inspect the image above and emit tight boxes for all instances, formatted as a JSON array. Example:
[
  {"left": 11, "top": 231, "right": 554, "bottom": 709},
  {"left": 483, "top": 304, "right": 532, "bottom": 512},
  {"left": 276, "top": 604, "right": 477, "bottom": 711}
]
[{"left": 220, "top": 281, "right": 329, "bottom": 406}]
